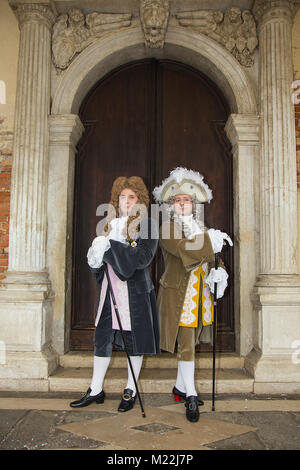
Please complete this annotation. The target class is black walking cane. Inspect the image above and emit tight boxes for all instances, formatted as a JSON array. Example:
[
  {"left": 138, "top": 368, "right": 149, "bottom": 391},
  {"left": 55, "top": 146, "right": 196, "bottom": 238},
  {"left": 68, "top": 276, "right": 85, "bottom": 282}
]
[
  {"left": 212, "top": 252, "right": 219, "bottom": 412},
  {"left": 103, "top": 263, "right": 146, "bottom": 418}
]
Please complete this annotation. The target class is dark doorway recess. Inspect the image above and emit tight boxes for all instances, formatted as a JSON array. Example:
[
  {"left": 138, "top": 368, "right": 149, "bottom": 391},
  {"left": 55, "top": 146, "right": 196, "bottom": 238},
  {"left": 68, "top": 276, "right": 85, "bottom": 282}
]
[{"left": 71, "top": 59, "right": 234, "bottom": 352}]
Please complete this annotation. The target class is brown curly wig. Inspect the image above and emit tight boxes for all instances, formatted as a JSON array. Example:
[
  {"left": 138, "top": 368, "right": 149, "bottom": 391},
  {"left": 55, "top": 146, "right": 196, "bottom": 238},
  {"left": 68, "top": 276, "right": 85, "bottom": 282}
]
[{"left": 103, "top": 176, "right": 149, "bottom": 242}]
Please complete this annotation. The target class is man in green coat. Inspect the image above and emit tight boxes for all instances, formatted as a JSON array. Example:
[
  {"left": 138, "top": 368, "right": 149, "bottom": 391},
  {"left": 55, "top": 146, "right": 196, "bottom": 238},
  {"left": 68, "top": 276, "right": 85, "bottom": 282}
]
[{"left": 153, "top": 167, "right": 231, "bottom": 423}]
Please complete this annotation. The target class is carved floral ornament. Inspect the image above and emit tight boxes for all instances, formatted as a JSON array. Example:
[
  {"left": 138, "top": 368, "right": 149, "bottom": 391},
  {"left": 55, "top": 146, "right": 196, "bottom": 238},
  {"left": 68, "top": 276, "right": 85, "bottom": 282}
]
[{"left": 51, "top": 2, "right": 259, "bottom": 71}]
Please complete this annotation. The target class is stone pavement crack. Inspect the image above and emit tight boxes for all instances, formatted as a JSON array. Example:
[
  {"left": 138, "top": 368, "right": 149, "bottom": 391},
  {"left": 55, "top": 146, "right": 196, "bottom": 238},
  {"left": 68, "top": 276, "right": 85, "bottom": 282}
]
[{"left": 0, "top": 409, "right": 30, "bottom": 447}]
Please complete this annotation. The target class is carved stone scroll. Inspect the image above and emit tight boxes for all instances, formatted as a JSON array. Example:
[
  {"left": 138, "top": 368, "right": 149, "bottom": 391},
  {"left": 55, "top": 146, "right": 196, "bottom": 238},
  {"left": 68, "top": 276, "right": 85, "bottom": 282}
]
[
  {"left": 176, "top": 7, "right": 258, "bottom": 67},
  {"left": 52, "top": 8, "right": 132, "bottom": 70},
  {"left": 140, "top": 0, "right": 170, "bottom": 48}
]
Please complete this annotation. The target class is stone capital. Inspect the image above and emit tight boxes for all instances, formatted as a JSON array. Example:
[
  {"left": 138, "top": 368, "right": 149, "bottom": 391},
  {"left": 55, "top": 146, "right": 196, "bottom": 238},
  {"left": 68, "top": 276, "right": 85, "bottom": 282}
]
[
  {"left": 225, "top": 114, "right": 260, "bottom": 152},
  {"left": 253, "top": 0, "right": 296, "bottom": 27},
  {"left": 49, "top": 114, "right": 85, "bottom": 150},
  {"left": 9, "top": 0, "right": 57, "bottom": 30}
]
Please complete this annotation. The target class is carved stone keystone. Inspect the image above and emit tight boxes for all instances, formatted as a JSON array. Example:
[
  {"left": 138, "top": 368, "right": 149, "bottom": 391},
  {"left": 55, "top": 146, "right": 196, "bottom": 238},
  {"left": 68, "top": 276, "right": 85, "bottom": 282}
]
[{"left": 140, "top": 0, "right": 170, "bottom": 48}]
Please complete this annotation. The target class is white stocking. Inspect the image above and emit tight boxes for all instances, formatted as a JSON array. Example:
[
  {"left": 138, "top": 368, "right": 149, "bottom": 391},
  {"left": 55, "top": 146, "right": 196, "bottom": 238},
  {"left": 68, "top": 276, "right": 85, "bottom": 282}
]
[
  {"left": 178, "top": 360, "right": 197, "bottom": 397},
  {"left": 90, "top": 356, "right": 111, "bottom": 395},
  {"left": 175, "top": 363, "right": 186, "bottom": 393},
  {"left": 126, "top": 355, "right": 143, "bottom": 397}
]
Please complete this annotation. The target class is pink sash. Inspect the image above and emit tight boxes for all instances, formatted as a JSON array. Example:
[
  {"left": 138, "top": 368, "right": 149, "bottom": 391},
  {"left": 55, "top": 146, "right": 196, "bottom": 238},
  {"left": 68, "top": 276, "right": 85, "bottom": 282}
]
[{"left": 95, "top": 264, "right": 131, "bottom": 331}]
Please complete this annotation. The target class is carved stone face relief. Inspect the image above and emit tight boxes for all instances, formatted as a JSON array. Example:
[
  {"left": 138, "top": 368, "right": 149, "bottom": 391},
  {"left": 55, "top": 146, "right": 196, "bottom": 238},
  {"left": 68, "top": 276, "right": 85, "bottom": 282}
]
[{"left": 140, "top": 0, "right": 170, "bottom": 48}]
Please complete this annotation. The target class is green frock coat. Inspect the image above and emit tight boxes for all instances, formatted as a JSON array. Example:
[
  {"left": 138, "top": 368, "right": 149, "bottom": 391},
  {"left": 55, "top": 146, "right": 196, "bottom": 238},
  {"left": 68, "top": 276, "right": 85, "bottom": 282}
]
[{"left": 157, "top": 221, "right": 216, "bottom": 354}]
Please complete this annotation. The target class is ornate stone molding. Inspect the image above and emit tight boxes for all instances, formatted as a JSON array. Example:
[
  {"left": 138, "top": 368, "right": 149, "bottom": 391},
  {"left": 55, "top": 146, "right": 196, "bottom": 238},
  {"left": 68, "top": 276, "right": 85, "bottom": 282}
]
[
  {"left": 253, "top": 0, "right": 297, "bottom": 26},
  {"left": 52, "top": 8, "right": 132, "bottom": 70},
  {"left": 9, "top": 1, "right": 57, "bottom": 30},
  {"left": 176, "top": 7, "right": 258, "bottom": 67},
  {"left": 140, "top": 0, "right": 170, "bottom": 48}
]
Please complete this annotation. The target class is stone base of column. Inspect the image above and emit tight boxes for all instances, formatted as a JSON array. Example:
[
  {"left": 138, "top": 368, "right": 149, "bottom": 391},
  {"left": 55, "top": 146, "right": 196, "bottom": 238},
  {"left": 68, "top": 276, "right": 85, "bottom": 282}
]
[
  {"left": 0, "top": 271, "right": 59, "bottom": 387},
  {"left": 0, "top": 349, "right": 58, "bottom": 391},
  {"left": 245, "top": 274, "right": 300, "bottom": 393},
  {"left": 246, "top": 348, "right": 300, "bottom": 394}
]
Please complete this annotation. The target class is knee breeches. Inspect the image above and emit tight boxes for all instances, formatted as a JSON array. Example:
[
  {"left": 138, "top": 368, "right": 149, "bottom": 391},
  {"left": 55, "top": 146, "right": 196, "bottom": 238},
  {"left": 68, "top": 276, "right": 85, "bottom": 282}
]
[{"left": 176, "top": 327, "right": 196, "bottom": 362}]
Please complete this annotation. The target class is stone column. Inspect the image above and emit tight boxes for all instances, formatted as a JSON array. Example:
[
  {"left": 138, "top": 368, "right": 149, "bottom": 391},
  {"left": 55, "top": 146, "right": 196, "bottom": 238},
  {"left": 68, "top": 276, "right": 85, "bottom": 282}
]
[
  {"left": 245, "top": 0, "right": 300, "bottom": 392},
  {"left": 225, "top": 114, "right": 260, "bottom": 356},
  {"left": 0, "top": 1, "right": 58, "bottom": 390},
  {"left": 7, "top": 0, "right": 56, "bottom": 278},
  {"left": 254, "top": 0, "right": 298, "bottom": 276}
]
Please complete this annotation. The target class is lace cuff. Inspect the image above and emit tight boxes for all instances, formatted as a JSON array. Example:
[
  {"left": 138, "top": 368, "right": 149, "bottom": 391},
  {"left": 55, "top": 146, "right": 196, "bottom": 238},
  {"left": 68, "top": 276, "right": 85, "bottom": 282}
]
[{"left": 87, "top": 236, "right": 111, "bottom": 268}]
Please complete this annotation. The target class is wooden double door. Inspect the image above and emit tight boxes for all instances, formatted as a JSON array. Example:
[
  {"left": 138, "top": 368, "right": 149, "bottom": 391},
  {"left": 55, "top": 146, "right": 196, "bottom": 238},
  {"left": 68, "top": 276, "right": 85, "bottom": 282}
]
[{"left": 71, "top": 59, "right": 234, "bottom": 352}]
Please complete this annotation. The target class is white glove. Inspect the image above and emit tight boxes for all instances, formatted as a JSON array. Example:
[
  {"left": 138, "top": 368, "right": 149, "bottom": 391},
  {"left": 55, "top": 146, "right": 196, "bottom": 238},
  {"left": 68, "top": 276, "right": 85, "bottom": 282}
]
[
  {"left": 87, "top": 236, "right": 110, "bottom": 268},
  {"left": 206, "top": 267, "right": 228, "bottom": 299},
  {"left": 207, "top": 228, "right": 233, "bottom": 253},
  {"left": 107, "top": 216, "right": 128, "bottom": 243}
]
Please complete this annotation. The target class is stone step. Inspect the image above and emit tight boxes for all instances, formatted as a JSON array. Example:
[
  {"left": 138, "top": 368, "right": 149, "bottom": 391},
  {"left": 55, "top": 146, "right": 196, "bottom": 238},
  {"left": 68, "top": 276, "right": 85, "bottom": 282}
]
[
  {"left": 49, "top": 366, "right": 253, "bottom": 394},
  {"left": 59, "top": 351, "right": 245, "bottom": 370}
]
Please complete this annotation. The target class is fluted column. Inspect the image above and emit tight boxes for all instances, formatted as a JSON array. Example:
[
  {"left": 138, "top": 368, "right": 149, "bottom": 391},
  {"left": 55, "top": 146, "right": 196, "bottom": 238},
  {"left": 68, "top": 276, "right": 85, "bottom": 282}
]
[
  {"left": 245, "top": 1, "right": 300, "bottom": 392},
  {"left": 7, "top": 1, "right": 56, "bottom": 279},
  {"left": 254, "top": 0, "right": 298, "bottom": 277}
]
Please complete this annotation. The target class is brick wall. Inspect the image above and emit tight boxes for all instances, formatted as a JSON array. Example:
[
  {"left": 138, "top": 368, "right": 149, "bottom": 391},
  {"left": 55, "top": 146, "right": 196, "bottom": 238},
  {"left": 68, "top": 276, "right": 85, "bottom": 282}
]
[
  {"left": 0, "top": 118, "right": 12, "bottom": 281},
  {"left": 296, "top": 103, "right": 300, "bottom": 187}
]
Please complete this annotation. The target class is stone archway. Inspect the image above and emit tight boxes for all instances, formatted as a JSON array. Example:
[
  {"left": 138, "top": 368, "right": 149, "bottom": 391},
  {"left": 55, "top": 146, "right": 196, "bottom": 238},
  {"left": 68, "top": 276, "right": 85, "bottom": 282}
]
[
  {"left": 51, "top": 26, "right": 257, "bottom": 115},
  {"left": 48, "top": 26, "right": 259, "bottom": 358}
]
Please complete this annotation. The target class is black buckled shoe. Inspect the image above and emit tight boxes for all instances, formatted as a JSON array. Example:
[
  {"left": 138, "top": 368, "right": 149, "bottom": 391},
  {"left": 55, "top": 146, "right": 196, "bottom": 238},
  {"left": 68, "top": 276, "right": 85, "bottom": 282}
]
[
  {"left": 172, "top": 386, "right": 204, "bottom": 406},
  {"left": 69, "top": 388, "right": 105, "bottom": 408},
  {"left": 118, "top": 388, "right": 136, "bottom": 412},
  {"left": 185, "top": 395, "right": 200, "bottom": 423}
]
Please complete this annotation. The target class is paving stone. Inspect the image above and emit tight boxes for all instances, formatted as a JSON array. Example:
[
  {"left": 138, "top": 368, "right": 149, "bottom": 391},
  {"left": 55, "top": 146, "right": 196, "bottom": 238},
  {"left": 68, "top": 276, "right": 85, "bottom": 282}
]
[
  {"left": 132, "top": 422, "right": 180, "bottom": 434},
  {"left": 0, "top": 410, "right": 28, "bottom": 443},
  {"left": 0, "top": 409, "right": 112, "bottom": 450},
  {"left": 205, "top": 411, "right": 300, "bottom": 450},
  {"left": 207, "top": 431, "right": 266, "bottom": 450}
]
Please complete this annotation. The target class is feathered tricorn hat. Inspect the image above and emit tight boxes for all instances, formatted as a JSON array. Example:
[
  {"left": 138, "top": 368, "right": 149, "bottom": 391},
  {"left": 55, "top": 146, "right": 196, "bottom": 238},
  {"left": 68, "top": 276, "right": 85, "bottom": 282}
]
[{"left": 153, "top": 167, "right": 213, "bottom": 204}]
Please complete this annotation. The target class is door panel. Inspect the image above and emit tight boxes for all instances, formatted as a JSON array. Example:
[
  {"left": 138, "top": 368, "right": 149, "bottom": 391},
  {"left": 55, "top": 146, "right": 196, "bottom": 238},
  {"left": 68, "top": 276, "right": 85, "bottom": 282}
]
[{"left": 71, "top": 59, "right": 234, "bottom": 352}]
